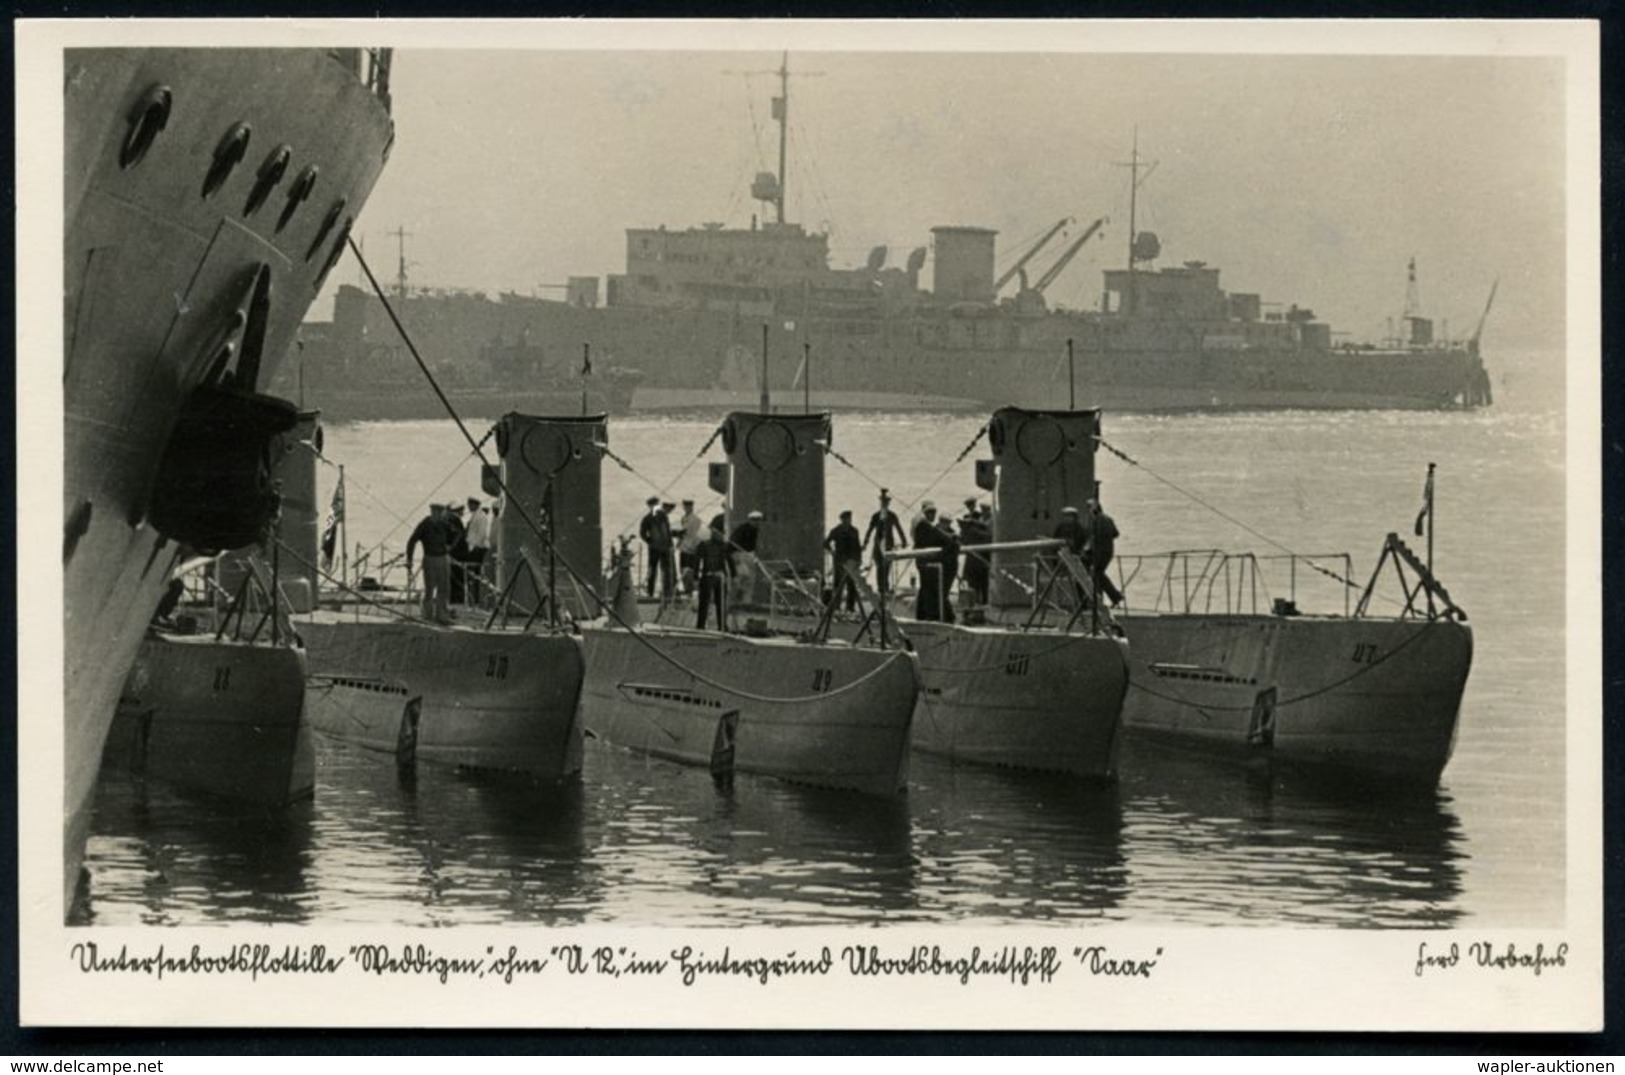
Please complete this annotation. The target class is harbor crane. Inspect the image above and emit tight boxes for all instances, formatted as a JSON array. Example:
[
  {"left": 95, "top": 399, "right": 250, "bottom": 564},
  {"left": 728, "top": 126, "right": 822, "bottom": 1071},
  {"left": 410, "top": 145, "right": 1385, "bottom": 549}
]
[
  {"left": 1468, "top": 278, "right": 1499, "bottom": 356},
  {"left": 995, "top": 217, "right": 1073, "bottom": 293},
  {"left": 1032, "top": 216, "right": 1108, "bottom": 294}
]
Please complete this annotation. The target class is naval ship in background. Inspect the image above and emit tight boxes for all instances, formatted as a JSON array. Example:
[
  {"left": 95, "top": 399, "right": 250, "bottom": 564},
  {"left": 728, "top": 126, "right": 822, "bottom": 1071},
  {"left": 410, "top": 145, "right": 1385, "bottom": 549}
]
[
  {"left": 287, "top": 54, "right": 1494, "bottom": 418},
  {"left": 63, "top": 47, "right": 395, "bottom": 914}
]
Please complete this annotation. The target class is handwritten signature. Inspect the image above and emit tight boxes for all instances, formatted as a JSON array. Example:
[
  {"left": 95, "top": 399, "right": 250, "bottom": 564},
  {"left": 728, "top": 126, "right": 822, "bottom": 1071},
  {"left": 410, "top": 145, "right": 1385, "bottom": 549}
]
[{"left": 1414, "top": 940, "right": 1568, "bottom": 977}]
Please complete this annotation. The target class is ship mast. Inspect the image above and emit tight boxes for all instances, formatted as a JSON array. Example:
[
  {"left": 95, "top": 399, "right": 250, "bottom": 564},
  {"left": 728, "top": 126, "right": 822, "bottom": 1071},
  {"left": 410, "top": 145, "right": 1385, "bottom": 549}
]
[
  {"left": 774, "top": 51, "right": 789, "bottom": 225},
  {"left": 390, "top": 225, "right": 412, "bottom": 300},
  {"left": 738, "top": 52, "right": 819, "bottom": 226},
  {"left": 1116, "top": 130, "right": 1158, "bottom": 316},
  {"left": 1126, "top": 131, "right": 1138, "bottom": 315}
]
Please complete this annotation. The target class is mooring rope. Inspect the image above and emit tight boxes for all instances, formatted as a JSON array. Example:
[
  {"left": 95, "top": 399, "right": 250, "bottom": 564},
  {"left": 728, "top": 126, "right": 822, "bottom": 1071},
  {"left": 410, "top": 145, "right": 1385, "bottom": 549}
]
[{"left": 348, "top": 237, "right": 912, "bottom": 706}]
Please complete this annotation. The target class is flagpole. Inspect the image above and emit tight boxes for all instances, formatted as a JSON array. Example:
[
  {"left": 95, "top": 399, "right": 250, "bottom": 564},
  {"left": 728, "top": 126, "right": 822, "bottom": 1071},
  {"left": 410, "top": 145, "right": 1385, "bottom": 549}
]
[
  {"left": 1426, "top": 460, "right": 1435, "bottom": 579},
  {"left": 339, "top": 464, "right": 348, "bottom": 592},
  {"left": 581, "top": 343, "right": 591, "bottom": 416}
]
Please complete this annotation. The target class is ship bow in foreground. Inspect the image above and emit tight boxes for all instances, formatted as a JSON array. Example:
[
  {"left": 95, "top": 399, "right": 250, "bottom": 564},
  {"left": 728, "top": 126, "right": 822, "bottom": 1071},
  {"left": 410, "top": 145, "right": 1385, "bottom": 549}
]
[{"left": 63, "top": 48, "right": 394, "bottom": 914}]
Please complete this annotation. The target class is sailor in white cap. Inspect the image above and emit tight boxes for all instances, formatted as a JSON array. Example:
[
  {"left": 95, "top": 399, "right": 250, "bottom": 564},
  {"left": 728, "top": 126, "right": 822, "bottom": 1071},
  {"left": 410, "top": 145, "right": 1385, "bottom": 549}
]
[{"left": 1054, "top": 505, "right": 1088, "bottom": 555}]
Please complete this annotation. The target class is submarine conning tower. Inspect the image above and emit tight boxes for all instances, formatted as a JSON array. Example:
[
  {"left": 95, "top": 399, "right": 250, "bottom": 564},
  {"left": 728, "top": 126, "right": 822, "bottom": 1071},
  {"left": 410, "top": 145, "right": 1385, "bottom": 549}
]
[
  {"left": 711, "top": 410, "right": 831, "bottom": 596},
  {"left": 220, "top": 410, "right": 322, "bottom": 613},
  {"left": 494, "top": 412, "right": 607, "bottom": 621},
  {"left": 272, "top": 411, "right": 323, "bottom": 612},
  {"left": 977, "top": 406, "right": 1101, "bottom": 608}
]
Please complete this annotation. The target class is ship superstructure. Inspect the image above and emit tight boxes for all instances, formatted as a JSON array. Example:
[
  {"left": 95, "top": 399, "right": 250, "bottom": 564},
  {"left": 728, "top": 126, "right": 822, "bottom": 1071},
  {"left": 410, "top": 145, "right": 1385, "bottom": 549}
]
[{"left": 295, "top": 52, "right": 1494, "bottom": 414}]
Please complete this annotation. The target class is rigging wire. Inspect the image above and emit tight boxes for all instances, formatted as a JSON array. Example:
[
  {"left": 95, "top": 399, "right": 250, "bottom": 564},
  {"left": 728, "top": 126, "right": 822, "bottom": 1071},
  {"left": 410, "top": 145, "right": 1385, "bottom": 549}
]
[
  {"left": 317, "top": 427, "right": 494, "bottom": 570},
  {"left": 345, "top": 237, "right": 910, "bottom": 705},
  {"left": 896, "top": 423, "right": 990, "bottom": 513},
  {"left": 1094, "top": 433, "right": 1374, "bottom": 599}
]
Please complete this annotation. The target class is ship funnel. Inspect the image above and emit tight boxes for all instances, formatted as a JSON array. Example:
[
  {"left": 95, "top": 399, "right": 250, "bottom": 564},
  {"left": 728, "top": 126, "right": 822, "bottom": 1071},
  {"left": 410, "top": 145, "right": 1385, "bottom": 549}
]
[
  {"left": 931, "top": 226, "right": 998, "bottom": 303},
  {"left": 983, "top": 406, "right": 1101, "bottom": 608},
  {"left": 719, "top": 410, "right": 830, "bottom": 604},
  {"left": 494, "top": 411, "right": 608, "bottom": 621}
]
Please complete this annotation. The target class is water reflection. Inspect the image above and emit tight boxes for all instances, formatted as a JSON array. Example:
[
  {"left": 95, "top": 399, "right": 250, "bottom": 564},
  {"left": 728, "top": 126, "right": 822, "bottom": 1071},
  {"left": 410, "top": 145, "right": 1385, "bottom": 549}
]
[
  {"left": 1116, "top": 737, "right": 1466, "bottom": 927},
  {"left": 82, "top": 769, "right": 315, "bottom": 926},
  {"left": 306, "top": 737, "right": 595, "bottom": 926},
  {"left": 582, "top": 739, "right": 915, "bottom": 924},
  {"left": 906, "top": 755, "right": 1128, "bottom": 923},
  {"left": 82, "top": 727, "right": 1465, "bottom": 928}
]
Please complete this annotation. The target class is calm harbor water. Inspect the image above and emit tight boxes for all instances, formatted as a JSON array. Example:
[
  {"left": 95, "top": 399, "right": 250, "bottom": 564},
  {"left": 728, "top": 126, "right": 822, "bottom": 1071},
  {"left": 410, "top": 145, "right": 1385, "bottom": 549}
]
[{"left": 80, "top": 363, "right": 1568, "bottom": 928}]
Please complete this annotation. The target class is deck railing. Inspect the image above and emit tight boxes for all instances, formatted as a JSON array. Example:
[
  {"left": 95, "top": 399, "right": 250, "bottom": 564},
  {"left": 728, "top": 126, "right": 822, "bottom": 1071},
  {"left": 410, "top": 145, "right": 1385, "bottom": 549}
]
[{"left": 1114, "top": 549, "right": 1354, "bottom": 618}]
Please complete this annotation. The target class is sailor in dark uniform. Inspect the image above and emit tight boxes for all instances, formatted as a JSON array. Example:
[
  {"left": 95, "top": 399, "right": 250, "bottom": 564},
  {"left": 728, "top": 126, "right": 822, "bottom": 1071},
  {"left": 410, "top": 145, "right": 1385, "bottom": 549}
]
[
  {"left": 959, "top": 497, "right": 991, "bottom": 606},
  {"left": 911, "top": 501, "right": 958, "bottom": 623},
  {"left": 823, "top": 509, "right": 864, "bottom": 612},
  {"left": 1087, "top": 497, "right": 1123, "bottom": 606}
]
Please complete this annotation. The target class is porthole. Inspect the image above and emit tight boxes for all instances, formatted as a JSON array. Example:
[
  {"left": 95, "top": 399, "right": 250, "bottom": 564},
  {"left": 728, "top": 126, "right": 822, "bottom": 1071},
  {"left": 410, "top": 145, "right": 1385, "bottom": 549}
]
[
  {"left": 243, "top": 144, "right": 291, "bottom": 218},
  {"left": 201, "top": 123, "right": 252, "bottom": 199},
  {"left": 276, "top": 165, "right": 319, "bottom": 233},
  {"left": 119, "top": 84, "right": 171, "bottom": 170},
  {"left": 305, "top": 198, "right": 347, "bottom": 262},
  {"left": 313, "top": 217, "right": 353, "bottom": 291}
]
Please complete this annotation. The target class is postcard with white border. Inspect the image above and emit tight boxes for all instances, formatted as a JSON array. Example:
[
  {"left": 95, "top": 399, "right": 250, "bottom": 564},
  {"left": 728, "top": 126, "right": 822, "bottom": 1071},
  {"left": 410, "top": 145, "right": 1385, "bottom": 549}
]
[{"left": 19, "top": 17, "right": 1602, "bottom": 1030}]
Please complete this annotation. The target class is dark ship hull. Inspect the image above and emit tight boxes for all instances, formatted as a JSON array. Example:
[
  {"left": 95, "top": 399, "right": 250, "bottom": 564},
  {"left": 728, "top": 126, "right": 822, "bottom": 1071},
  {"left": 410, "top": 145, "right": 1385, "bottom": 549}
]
[
  {"left": 298, "top": 377, "right": 640, "bottom": 423},
  {"left": 104, "top": 633, "right": 313, "bottom": 806},
  {"left": 63, "top": 48, "right": 393, "bottom": 913}
]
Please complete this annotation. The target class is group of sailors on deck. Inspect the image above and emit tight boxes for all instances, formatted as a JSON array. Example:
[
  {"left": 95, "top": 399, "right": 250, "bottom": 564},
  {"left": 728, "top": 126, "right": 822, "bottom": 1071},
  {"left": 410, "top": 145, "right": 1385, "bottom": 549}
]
[
  {"left": 634, "top": 488, "right": 1121, "bottom": 630},
  {"left": 405, "top": 497, "right": 493, "bottom": 624},
  {"left": 401, "top": 485, "right": 1119, "bottom": 631}
]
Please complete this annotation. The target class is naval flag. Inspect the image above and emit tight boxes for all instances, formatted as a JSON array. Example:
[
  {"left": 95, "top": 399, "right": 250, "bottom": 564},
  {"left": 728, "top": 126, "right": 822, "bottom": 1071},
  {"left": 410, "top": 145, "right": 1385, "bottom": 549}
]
[
  {"left": 1413, "top": 464, "right": 1434, "bottom": 538},
  {"left": 321, "top": 474, "right": 345, "bottom": 569}
]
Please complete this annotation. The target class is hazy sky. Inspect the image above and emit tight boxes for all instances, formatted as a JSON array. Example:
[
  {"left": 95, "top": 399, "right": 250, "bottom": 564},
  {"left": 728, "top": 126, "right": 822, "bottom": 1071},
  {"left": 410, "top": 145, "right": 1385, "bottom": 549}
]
[{"left": 332, "top": 32, "right": 1574, "bottom": 353}]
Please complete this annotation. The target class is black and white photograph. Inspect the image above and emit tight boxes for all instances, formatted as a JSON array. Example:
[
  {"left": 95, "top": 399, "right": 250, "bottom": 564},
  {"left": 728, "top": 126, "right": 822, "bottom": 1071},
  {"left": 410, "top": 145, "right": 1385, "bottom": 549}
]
[{"left": 20, "top": 19, "right": 1602, "bottom": 1030}]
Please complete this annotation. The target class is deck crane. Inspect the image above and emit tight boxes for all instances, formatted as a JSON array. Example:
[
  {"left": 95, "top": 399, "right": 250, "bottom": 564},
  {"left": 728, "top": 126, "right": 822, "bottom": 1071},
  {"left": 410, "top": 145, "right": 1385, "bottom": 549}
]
[
  {"left": 1032, "top": 216, "right": 1107, "bottom": 294},
  {"left": 1468, "top": 278, "right": 1499, "bottom": 357},
  {"left": 995, "top": 217, "right": 1073, "bottom": 293}
]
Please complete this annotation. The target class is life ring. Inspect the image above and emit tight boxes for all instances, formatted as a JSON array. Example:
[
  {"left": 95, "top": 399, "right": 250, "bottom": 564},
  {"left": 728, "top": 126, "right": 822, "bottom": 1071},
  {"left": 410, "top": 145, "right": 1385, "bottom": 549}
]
[
  {"left": 744, "top": 420, "right": 797, "bottom": 472},
  {"left": 1014, "top": 415, "right": 1067, "bottom": 467},
  {"left": 120, "top": 84, "right": 171, "bottom": 170},
  {"left": 520, "top": 424, "right": 574, "bottom": 476}
]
